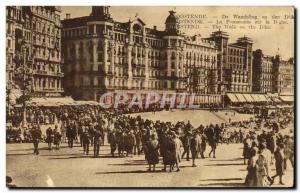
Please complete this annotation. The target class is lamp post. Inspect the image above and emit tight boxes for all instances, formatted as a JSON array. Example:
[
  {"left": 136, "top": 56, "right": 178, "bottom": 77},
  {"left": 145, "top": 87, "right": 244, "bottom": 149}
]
[{"left": 14, "top": 39, "right": 33, "bottom": 128}]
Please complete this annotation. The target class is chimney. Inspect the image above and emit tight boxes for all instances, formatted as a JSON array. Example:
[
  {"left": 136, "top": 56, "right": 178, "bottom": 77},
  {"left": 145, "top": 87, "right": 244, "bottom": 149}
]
[
  {"left": 153, "top": 25, "right": 157, "bottom": 30},
  {"left": 66, "top": 13, "right": 70, "bottom": 19}
]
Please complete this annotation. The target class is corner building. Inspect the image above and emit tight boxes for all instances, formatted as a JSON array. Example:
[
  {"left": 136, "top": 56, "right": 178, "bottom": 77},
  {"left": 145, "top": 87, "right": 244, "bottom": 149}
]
[{"left": 62, "top": 6, "right": 252, "bottom": 104}]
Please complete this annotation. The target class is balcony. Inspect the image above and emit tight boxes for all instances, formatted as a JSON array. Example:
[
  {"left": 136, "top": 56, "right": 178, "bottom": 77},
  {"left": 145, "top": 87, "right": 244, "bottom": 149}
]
[{"left": 34, "top": 70, "right": 48, "bottom": 75}]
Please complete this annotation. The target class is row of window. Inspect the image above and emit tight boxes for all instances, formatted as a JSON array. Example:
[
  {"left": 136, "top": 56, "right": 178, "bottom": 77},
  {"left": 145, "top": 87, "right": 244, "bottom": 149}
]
[
  {"left": 34, "top": 47, "right": 60, "bottom": 60},
  {"left": 32, "top": 61, "right": 61, "bottom": 73},
  {"left": 228, "top": 56, "right": 244, "bottom": 64},
  {"left": 32, "top": 19, "right": 60, "bottom": 36},
  {"left": 228, "top": 48, "right": 244, "bottom": 57},
  {"left": 32, "top": 7, "right": 60, "bottom": 23},
  {"left": 186, "top": 44, "right": 217, "bottom": 53},
  {"left": 6, "top": 7, "right": 22, "bottom": 21},
  {"left": 33, "top": 77, "right": 61, "bottom": 90}
]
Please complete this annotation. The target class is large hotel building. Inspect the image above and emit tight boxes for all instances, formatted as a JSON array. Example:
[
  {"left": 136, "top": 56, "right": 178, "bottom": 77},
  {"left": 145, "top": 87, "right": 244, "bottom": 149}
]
[
  {"left": 61, "top": 6, "right": 256, "bottom": 104},
  {"left": 6, "top": 6, "right": 294, "bottom": 106}
]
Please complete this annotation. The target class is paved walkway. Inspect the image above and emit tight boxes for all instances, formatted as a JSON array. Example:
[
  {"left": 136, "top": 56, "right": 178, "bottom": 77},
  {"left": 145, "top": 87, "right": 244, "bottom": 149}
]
[{"left": 6, "top": 142, "right": 293, "bottom": 187}]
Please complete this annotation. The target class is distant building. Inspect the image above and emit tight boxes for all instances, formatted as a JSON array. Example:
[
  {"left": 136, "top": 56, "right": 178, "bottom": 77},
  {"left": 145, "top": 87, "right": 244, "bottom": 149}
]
[
  {"left": 61, "top": 6, "right": 220, "bottom": 103},
  {"left": 6, "top": 6, "right": 63, "bottom": 97},
  {"left": 272, "top": 55, "right": 294, "bottom": 96},
  {"left": 252, "top": 49, "right": 273, "bottom": 93}
]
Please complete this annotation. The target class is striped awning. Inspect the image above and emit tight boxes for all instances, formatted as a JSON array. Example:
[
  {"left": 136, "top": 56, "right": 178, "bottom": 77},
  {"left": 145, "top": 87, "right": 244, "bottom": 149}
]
[
  {"left": 243, "top": 94, "right": 254, "bottom": 102},
  {"left": 235, "top": 93, "right": 247, "bottom": 102},
  {"left": 227, "top": 93, "right": 239, "bottom": 103},
  {"left": 250, "top": 94, "right": 261, "bottom": 102}
]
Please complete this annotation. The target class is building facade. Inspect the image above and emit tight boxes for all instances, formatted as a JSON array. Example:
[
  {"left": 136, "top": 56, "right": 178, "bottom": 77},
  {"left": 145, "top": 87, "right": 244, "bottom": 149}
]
[
  {"left": 6, "top": 6, "right": 63, "bottom": 98},
  {"left": 62, "top": 7, "right": 219, "bottom": 102},
  {"left": 272, "top": 56, "right": 294, "bottom": 96},
  {"left": 252, "top": 49, "right": 273, "bottom": 93},
  {"left": 206, "top": 31, "right": 253, "bottom": 94}
]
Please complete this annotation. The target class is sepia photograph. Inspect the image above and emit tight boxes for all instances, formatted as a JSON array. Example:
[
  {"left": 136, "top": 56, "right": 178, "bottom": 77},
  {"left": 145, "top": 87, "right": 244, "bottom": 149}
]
[{"left": 5, "top": 5, "right": 295, "bottom": 188}]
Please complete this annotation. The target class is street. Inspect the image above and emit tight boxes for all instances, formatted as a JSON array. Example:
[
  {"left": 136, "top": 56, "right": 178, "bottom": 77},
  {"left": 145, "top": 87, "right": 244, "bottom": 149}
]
[{"left": 6, "top": 142, "right": 294, "bottom": 187}]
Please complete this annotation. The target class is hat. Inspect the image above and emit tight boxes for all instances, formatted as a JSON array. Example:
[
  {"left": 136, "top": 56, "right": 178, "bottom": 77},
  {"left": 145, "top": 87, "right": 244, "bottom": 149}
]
[{"left": 151, "top": 133, "right": 157, "bottom": 139}]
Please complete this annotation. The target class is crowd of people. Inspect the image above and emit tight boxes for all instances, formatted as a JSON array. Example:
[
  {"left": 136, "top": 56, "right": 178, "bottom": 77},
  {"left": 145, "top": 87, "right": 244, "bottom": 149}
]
[
  {"left": 6, "top": 104, "right": 294, "bottom": 187},
  {"left": 243, "top": 131, "right": 294, "bottom": 186}
]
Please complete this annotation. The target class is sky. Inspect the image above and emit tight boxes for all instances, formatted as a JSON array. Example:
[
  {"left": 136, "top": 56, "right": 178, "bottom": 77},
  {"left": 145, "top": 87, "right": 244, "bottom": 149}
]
[{"left": 60, "top": 6, "right": 294, "bottom": 60}]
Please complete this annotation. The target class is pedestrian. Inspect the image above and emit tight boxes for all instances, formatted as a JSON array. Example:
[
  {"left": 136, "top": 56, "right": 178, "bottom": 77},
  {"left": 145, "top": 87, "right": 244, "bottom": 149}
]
[
  {"left": 271, "top": 143, "right": 285, "bottom": 185},
  {"left": 45, "top": 127, "right": 53, "bottom": 150},
  {"left": 93, "top": 129, "right": 103, "bottom": 157},
  {"left": 53, "top": 128, "right": 62, "bottom": 150},
  {"left": 259, "top": 142, "right": 272, "bottom": 183},
  {"left": 172, "top": 132, "right": 181, "bottom": 171},
  {"left": 77, "top": 123, "right": 84, "bottom": 147},
  {"left": 82, "top": 128, "right": 90, "bottom": 155},
  {"left": 245, "top": 147, "right": 268, "bottom": 187},
  {"left": 181, "top": 130, "right": 191, "bottom": 161},
  {"left": 124, "top": 130, "right": 135, "bottom": 157},
  {"left": 31, "top": 125, "right": 42, "bottom": 155},
  {"left": 66, "top": 122, "right": 73, "bottom": 148},
  {"left": 243, "top": 134, "right": 252, "bottom": 164},
  {"left": 162, "top": 134, "right": 176, "bottom": 172},
  {"left": 283, "top": 135, "right": 294, "bottom": 169},
  {"left": 145, "top": 133, "right": 160, "bottom": 172},
  {"left": 207, "top": 125, "right": 217, "bottom": 158},
  {"left": 134, "top": 128, "right": 142, "bottom": 155},
  {"left": 190, "top": 131, "right": 200, "bottom": 167},
  {"left": 108, "top": 129, "right": 117, "bottom": 157}
]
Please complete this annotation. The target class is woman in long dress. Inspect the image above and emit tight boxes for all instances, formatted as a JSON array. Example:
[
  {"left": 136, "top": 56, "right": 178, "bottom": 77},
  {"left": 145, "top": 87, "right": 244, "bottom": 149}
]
[
  {"left": 163, "top": 134, "right": 177, "bottom": 172},
  {"left": 145, "top": 134, "right": 160, "bottom": 172}
]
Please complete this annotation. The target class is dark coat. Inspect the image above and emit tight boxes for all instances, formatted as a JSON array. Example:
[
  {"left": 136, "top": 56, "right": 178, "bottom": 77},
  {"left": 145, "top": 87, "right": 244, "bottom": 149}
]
[{"left": 145, "top": 139, "right": 160, "bottom": 165}]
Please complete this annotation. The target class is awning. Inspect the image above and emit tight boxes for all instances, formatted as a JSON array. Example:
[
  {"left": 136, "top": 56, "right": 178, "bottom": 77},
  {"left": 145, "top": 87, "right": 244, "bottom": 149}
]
[
  {"left": 279, "top": 95, "right": 294, "bottom": 102},
  {"left": 270, "top": 97, "right": 281, "bottom": 103},
  {"left": 257, "top": 95, "right": 268, "bottom": 102},
  {"left": 235, "top": 93, "right": 247, "bottom": 102},
  {"left": 227, "top": 93, "right": 239, "bottom": 103},
  {"left": 250, "top": 94, "right": 261, "bottom": 102},
  {"left": 243, "top": 94, "right": 254, "bottom": 102},
  {"left": 262, "top": 95, "right": 271, "bottom": 102}
]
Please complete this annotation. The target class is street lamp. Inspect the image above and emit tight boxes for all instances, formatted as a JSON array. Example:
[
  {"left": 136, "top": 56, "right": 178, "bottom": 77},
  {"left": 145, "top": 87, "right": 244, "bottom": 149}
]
[{"left": 14, "top": 39, "right": 33, "bottom": 128}]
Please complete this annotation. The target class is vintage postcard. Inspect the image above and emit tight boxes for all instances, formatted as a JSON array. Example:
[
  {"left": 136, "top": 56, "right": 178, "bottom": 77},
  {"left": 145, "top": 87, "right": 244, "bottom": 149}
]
[{"left": 6, "top": 6, "right": 294, "bottom": 188}]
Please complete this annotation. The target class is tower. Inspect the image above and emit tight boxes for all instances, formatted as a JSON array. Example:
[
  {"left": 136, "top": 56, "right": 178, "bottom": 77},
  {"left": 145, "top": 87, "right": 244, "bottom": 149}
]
[
  {"left": 207, "top": 30, "right": 229, "bottom": 93},
  {"left": 90, "top": 6, "right": 112, "bottom": 20},
  {"left": 165, "top": 10, "right": 180, "bottom": 35}
]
